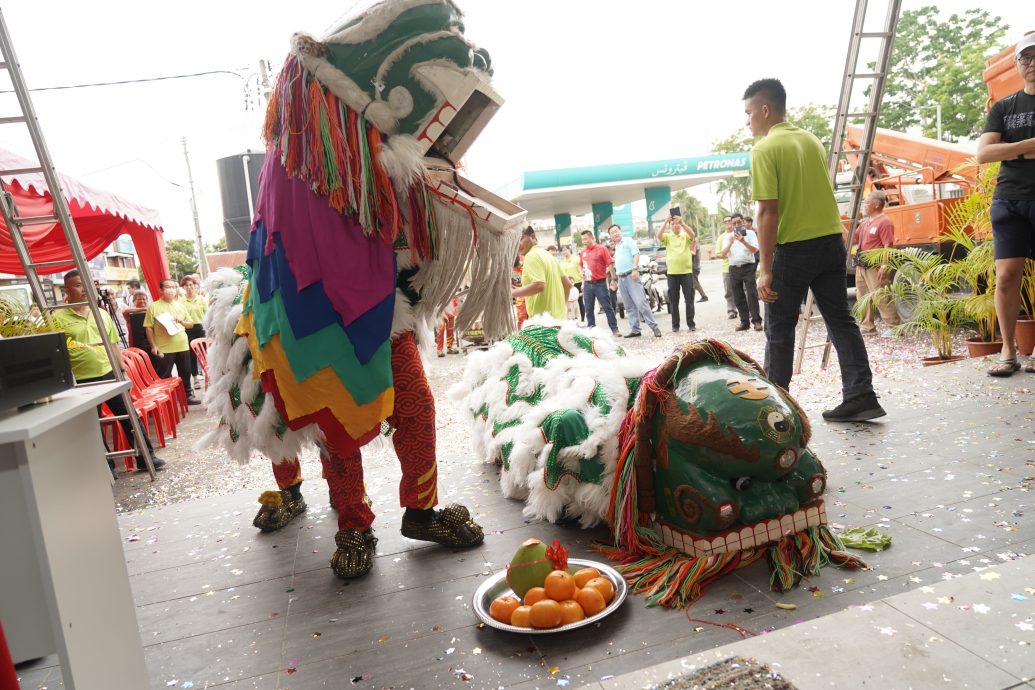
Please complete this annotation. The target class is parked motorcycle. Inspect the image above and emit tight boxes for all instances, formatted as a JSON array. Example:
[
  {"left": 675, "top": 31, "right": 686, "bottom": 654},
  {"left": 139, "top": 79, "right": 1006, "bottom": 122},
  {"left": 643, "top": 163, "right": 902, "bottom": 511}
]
[{"left": 642, "top": 261, "right": 667, "bottom": 313}]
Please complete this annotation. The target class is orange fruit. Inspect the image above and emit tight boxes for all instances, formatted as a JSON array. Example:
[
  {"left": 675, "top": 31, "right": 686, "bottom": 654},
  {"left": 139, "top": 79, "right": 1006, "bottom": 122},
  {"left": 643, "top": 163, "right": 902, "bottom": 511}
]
[
  {"left": 529, "top": 599, "right": 564, "bottom": 629},
  {"left": 573, "top": 567, "right": 601, "bottom": 588},
  {"left": 544, "top": 570, "right": 576, "bottom": 602},
  {"left": 585, "top": 576, "right": 615, "bottom": 604},
  {"left": 559, "top": 599, "right": 585, "bottom": 624},
  {"left": 523, "top": 587, "right": 547, "bottom": 606},
  {"left": 511, "top": 605, "right": 532, "bottom": 628},
  {"left": 576, "top": 586, "right": 606, "bottom": 615},
  {"left": 489, "top": 595, "right": 521, "bottom": 625}
]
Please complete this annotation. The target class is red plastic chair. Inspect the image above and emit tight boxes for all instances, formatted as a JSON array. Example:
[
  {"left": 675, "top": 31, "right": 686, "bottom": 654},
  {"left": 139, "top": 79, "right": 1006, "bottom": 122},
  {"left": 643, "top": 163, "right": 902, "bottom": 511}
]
[
  {"left": 123, "top": 356, "right": 179, "bottom": 440},
  {"left": 124, "top": 347, "right": 188, "bottom": 416},
  {"left": 113, "top": 373, "right": 166, "bottom": 448},
  {"left": 190, "top": 337, "right": 210, "bottom": 390}
]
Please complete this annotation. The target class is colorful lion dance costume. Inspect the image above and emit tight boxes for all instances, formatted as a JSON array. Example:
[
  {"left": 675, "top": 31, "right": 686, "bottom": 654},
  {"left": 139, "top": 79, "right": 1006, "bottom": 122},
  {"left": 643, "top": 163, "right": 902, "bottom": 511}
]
[
  {"left": 454, "top": 319, "right": 865, "bottom": 607},
  {"left": 201, "top": 0, "right": 523, "bottom": 579}
]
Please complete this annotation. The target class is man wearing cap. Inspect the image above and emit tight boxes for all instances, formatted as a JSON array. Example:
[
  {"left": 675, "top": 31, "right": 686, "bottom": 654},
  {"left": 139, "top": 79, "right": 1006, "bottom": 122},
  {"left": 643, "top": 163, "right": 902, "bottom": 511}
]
[
  {"left": 853, "top": 191, "right": 902, "bottom": 336},
  {"left": 512, "top": 226, "right": 570, "bottom": 321},
  {"left": 608, "top": 224, "right": 662, "bottom": 337},
  {"left": 744, "top": 77, "right": 884, "bottom": 422},
  {"left": 977, "top": 32, "right": 1035, "bottom": 377}
]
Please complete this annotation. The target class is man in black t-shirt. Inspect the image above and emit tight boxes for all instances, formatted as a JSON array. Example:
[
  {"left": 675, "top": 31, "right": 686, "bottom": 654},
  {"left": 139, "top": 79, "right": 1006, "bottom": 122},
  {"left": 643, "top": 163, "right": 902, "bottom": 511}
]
[{"left": 977, "top": 32, "right": 1035, "bottom": 376}]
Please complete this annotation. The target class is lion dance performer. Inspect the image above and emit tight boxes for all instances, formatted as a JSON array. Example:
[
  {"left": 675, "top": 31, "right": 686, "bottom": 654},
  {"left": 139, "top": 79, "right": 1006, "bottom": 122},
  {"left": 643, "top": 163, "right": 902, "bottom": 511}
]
[
  {"left": 200, "top": 0, "right": 523, "bottom": 579},
  {"left": 453, "top": 318, "right": 865, "bottom": 607}
]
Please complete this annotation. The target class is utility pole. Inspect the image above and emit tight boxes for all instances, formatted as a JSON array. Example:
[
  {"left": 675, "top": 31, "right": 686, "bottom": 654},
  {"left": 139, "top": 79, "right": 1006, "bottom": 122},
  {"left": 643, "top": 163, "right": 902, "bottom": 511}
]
[{"left": 181, "top": 137, "right": 209, "bottom": 278}]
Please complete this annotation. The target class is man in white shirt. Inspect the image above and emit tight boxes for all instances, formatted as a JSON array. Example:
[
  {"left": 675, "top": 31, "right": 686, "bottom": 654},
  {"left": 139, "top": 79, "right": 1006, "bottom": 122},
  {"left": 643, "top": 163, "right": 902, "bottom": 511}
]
[{"left": 719, "top": 214, "right": 763, "bottom": 331}]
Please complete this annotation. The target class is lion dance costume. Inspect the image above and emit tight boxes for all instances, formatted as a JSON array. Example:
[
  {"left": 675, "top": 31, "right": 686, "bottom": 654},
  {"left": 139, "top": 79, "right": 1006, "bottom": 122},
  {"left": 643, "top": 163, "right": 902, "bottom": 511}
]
[
  {"left": 454, "top": 319, "right": 865, "bottom": 608},
  {"left": 201, "top": 0, "right": 523, "bottom": 579}
]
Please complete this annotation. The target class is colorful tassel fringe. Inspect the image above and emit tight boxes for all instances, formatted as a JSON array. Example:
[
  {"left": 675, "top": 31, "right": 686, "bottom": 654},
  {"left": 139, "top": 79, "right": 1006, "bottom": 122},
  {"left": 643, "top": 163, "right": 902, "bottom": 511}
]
[
  {"left": 592, "top": 339, "right": 866, "bottom": 609},
  {"left": 262, "top": 55, "right": 435, "bottom": 261}
]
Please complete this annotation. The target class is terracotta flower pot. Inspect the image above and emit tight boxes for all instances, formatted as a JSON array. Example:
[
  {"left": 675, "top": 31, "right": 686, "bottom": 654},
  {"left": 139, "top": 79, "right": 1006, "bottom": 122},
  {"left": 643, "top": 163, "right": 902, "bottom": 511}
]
[
  {"left": 964, "top": 337, "right": 1004, "bottom": 358},
  {"left": 921, "top": 355, "right": 966, "bottom": 367},
  {"left": 1015, "top": 319, "right": 1035, "bottom": 357}
]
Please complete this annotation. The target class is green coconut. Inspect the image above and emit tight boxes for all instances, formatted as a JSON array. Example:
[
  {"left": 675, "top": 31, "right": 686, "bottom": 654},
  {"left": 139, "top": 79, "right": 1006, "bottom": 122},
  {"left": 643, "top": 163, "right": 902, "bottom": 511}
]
[{"left": 506, "top": 538, "right": 553, "bottom": 599}]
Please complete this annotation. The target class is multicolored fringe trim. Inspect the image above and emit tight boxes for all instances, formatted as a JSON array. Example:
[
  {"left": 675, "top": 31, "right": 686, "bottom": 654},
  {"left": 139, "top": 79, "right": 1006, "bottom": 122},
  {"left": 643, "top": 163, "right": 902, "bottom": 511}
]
[
  {"left": 592, "top": 339, "right": 865, "bottom": 609},
  {"left": 263, "top": 54, "right": 439, "bottom": 262}
]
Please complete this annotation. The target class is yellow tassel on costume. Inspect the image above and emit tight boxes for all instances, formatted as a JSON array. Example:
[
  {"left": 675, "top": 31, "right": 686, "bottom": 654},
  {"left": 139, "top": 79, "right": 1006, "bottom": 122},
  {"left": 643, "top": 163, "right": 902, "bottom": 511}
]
[{"left": 258, "top": 490, "right": 284, "bottom": 508}]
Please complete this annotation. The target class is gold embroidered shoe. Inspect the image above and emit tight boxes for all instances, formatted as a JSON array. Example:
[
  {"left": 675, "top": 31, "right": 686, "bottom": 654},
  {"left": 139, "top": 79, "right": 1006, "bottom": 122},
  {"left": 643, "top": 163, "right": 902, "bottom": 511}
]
[
  {"left": 252, "top": 490, "right": 307, "bottom": 533},
  {"left": 331, "top": 528, "right": 378, "bottom": 579},
  {"left": 400, "top": 504, "right": 484, "bottom": 548}
]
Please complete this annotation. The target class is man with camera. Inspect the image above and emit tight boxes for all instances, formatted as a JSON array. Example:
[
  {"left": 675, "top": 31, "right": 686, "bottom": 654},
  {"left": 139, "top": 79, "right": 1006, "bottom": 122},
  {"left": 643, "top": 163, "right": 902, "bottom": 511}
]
[
  {"left": 718, "top": 214, "right": 763, "bottom": 331},
  {"left": 657, "top": 210, "right": 698, "bottom": 332},
  {"left": 853, "top": 191, "right": 901, "bottom": 336}
]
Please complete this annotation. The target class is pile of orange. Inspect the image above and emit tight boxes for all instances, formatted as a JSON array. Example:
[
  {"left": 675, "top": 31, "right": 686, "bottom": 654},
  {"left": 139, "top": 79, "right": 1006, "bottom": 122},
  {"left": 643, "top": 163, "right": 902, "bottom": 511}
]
[{"left": 489, "top": 567, "right": 616, "bottom": 629}]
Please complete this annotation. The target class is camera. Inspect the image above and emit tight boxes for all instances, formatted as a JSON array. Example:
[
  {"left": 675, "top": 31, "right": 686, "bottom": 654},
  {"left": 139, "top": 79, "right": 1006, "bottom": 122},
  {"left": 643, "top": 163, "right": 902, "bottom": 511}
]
[
  {"left": 735, "top": 227, "right": 747, "bottom": 237},
  {"left": 669, "top": 207, "right": 682, "bottom": 218}
]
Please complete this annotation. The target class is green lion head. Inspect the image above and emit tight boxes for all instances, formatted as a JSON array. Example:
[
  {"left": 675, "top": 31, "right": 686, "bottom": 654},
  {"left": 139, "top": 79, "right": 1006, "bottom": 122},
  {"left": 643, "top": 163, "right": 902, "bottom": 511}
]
[
  {"left": 634, "top": 343, "right": 827, "bottom": 554},
  {"left": 291, "top": 0, "right": 499, "bottom": 157}
]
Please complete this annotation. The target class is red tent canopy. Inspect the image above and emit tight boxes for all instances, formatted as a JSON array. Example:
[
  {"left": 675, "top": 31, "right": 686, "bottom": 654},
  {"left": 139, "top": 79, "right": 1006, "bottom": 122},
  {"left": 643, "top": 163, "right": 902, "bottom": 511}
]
[{"left": 0, "top": 148, "right": 169, "bottom": 299}]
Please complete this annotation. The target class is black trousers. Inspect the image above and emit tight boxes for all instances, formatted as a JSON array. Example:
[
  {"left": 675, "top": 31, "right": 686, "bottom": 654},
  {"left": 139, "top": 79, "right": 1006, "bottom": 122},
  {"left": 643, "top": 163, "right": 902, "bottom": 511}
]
[
  {"left": 155, "top": 349, "right": 193, "bottom": 402},
  {"left": 666, "top": 273, "right": 695, "bottom": 329},
  {"left": 729, "top": 263, "right": 762, "bottom": 325},
  {"left": 78, "top": 371, "right": 155, "bottom": 455},
  {"left": 185, "top": 324, "right": 205, "bottom": 377},
  {"left": 575, "top": 282, "right": 585, "bottom": 320}
]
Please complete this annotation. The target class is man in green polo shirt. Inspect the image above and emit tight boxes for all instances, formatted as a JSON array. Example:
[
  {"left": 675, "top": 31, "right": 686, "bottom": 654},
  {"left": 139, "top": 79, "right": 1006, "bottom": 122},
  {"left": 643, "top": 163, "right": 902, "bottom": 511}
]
[
  {"left": 512, "top": 226, "right": 570, "bottom": 321},
  {"left": 657, "top": 214, "right": 697, "bottom": 332},
  {"left": 144, "top": 278, "right": 201, "bottom": 406},
  {"left": 52, "top": 270, "right": 165, "bottom": 475},
  {"left": 745, "top": 77, "right": 883, "bottom": 422}
]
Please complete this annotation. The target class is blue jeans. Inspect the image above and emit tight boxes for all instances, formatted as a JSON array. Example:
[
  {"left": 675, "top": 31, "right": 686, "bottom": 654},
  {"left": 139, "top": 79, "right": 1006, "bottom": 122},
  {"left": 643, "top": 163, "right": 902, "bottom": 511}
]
[
  {"left": 618, "top": 274, "right": 658, "bottom": 333},
  {"left": 583, "top": 280, "right": 618, "bottom": 332},
  {"left": 764, "top": 234, "right": 874, "bottom": 401}
]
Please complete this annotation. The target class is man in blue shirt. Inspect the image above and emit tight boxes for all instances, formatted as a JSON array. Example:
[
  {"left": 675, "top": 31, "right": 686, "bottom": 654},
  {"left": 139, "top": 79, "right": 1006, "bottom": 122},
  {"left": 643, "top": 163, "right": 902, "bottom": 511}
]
[{"left": 607, "top": 224, "right": 661, "bottom": 338}]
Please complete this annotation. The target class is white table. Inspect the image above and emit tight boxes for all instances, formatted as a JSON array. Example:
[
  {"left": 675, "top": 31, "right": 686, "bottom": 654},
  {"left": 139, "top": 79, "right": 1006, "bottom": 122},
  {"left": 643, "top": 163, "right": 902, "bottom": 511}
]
[{"left": 0, "top": 382, "right": 149, "bottom": 689}]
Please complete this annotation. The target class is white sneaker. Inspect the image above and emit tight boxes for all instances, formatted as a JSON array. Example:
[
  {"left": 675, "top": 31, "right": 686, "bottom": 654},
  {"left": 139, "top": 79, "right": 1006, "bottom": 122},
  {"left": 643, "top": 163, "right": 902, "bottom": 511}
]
[{"left": 879, "top": 328, "right": 896, "bottom": 338}]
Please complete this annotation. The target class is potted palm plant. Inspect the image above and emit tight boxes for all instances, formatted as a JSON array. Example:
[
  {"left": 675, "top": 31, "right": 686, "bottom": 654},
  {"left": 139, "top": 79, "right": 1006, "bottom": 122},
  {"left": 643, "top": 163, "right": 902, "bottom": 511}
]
[
  {"left": 856, "top": 246, "right": 968, "bottom": 365},
  {"left": 940, "top": 163, "right": 1001, "bottom": 357}
]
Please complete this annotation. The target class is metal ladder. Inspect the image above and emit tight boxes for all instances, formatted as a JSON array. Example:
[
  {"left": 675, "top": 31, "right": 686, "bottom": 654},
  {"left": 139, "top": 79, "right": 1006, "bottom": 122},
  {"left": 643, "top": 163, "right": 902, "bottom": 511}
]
[
  {"left": 0, "top": 8, "right": 157, "bottom": 478},
  {"left": 793, "top": 0, "right": 902, "bottom": 375}
]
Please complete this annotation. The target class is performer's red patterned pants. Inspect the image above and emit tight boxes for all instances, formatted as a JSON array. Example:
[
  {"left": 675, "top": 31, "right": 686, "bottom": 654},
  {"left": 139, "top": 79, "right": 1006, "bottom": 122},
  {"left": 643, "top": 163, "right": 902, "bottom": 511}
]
[{"left": 321, "top": 332, "right": 438, "bottom": 531}]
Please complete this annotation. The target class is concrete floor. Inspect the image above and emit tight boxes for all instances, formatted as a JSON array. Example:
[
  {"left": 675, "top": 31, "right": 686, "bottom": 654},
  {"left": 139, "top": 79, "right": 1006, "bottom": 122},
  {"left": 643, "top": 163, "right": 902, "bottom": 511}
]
[{"left": 15, "top": 263, "right": 1035, "bottom": 690}]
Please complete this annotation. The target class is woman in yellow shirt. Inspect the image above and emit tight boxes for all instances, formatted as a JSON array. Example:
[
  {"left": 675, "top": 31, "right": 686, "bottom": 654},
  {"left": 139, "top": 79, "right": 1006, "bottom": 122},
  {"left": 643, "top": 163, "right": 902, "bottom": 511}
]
[{"left": 180, "top": 275, "right": 208, "bottom": 389}]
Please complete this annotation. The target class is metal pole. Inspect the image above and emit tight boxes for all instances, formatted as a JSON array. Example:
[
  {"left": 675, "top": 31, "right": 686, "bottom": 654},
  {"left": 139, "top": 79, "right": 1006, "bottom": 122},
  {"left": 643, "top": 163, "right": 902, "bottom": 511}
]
[
  {"left": 181, "top": 137, "right": 209, "bottom": 278},
  {"left": 935, "top": 103, "right": 942, "bottom": 141},
  {"left": 242, "top": 154, "right": 255, "bottom": 221}
]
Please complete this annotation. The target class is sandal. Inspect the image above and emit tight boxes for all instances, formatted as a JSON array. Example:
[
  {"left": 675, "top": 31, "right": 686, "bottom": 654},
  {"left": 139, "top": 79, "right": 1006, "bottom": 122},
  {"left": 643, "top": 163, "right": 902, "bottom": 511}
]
[
  {"left": 1025, "top": 360, "right": 1035, "bottom": 374},
  {"left": 988, "top": 359, "right": 1020, "bottom": 377}
]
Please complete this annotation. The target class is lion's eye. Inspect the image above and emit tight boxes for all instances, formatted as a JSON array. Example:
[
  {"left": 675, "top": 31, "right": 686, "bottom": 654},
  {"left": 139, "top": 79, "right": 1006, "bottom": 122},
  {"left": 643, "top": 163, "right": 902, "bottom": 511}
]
[{"left": 732, "top": 476, "right": 752, "bottom": 491}]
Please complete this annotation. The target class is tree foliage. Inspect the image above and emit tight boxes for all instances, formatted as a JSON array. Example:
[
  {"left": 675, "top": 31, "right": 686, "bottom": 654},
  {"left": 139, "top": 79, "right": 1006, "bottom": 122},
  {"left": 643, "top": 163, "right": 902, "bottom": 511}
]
[
  {"left": 206, "top": 236, "right": 227, "bottom": 254},
  {"left": 709, "top": 104, "right": 836, "bottom": 214},
  {"left": 165, "top": 238, "right": 198, "bottom": 279},
  {"left": 877, "top": 7, "right": 1006, "bottom": 140}
]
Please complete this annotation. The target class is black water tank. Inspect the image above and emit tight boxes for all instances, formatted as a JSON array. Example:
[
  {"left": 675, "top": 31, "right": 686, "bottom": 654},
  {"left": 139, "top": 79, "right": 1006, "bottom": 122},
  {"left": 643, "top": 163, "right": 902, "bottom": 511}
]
[{"left": 216, "top": 152, "right": 265, "bottom": 252}]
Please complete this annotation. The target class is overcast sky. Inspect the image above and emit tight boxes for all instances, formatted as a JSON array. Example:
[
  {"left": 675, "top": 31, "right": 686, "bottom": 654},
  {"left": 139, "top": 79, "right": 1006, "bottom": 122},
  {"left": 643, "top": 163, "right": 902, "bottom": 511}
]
[{"left": 1, "top": 0, "right": 1029, "bottom": 242}]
